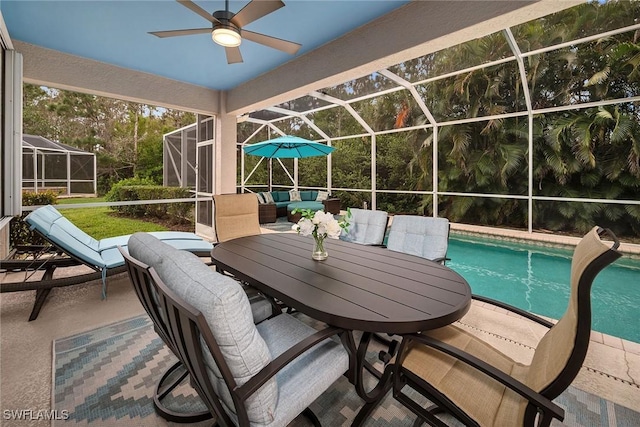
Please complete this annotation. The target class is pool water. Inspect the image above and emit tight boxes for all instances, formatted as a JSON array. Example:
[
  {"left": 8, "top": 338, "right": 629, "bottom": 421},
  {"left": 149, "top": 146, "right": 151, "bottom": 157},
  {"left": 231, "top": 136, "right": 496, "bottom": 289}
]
[{"left": 447, "top": 235, "right": 640, "bottom": 344}]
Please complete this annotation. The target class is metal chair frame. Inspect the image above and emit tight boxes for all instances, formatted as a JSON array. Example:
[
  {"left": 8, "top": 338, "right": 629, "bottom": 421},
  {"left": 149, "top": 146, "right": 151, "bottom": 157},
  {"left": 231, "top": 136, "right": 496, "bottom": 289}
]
[{"left": 391, "top": 227, "right": 621, "bottom": 427}]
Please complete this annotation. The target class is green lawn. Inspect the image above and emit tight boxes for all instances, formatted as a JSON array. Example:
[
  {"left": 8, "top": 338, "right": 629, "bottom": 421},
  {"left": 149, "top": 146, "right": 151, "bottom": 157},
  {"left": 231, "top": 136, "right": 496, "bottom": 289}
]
[{"left": 56, "top": 198, "right": 170, "bottom": 240}]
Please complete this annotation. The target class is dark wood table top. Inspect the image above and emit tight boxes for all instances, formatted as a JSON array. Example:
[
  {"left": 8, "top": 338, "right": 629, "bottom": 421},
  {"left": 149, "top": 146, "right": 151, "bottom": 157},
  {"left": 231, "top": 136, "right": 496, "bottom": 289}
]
[{"left": 211, "top": 233, "right": 472, "bottom": 334}]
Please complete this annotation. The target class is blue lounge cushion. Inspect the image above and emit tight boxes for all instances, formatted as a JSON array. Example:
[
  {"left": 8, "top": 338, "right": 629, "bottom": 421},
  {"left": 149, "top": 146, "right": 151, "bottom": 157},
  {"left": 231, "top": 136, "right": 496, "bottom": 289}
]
[{"left": 24, "top": 205, "right": 214, "bottom": 298}]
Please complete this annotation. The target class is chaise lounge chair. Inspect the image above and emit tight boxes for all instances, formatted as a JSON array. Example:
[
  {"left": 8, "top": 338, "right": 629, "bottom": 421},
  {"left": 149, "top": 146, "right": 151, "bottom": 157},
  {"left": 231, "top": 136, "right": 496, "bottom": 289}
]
[{"left": 0, "top": 204, "right": 213, "bottom": 320}]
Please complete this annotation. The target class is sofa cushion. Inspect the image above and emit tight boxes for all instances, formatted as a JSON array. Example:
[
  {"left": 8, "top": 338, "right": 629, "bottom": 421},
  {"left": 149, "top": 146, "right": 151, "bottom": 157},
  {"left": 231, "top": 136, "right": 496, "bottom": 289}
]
[
  {"left": 316, "top": 191, "right": 329, "bottom": 201},
  {"left": 262, "top": 192, "right": 275, "bottom": 204},
  {"left": 127, "top": 232, "right": 277, "bottom": 425},
  {"left": 274, "top": 201, "right": 290, "bottom": 209},
  {"left": 289, "top": 190, "right": 302, "bottom": 201},
  {"left": 272, "top": 191, "right": 290, "bottom": 202},
  {"left": 299, "top": 191, "right": 314, "bottom": 201},
  {"left": 286, "top": 201, "right": 324, "bottom": 212}
]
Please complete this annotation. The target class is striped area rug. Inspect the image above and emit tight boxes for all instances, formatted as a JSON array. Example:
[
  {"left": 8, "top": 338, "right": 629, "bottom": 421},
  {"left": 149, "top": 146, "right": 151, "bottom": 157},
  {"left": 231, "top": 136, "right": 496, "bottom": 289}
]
[{"left": 53, "top": 314, "right": 640, "bottom": 426}]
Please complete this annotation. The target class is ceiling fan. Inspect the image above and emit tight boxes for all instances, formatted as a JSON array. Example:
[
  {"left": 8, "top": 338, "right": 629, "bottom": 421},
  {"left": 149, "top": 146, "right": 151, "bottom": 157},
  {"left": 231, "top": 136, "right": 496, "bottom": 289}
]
[{"left": 149, "top": 0, "right": 302, "bottom": 64}]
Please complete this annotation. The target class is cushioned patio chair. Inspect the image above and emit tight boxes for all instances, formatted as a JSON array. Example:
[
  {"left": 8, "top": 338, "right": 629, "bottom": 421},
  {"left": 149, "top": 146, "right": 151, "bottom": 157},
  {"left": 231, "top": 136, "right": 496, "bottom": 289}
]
[
  {"left": 212, "top": 193, "right": 278, "bottom": 305},
  {"left": 2, "top": 204, "right": 212, "bottom": 320},
  {"left": 374, "top": 215, "right": 451, "bottom": 354},
  {"left": 386, "top": 215, "right": 450, "bottom": 264},
  {"left": 121, "top": 237, "right": 277, "bottom": 423},
  {"left": 385, "top": 226, "right": 620, "bottom": 427},
  {"left": 129, "top": 232, "right": 350, "bottom": 427},
  {"left": 213, "top": 193, "right": 261, "bottom": 243},
  {"left": 339, "top": 208, "right": 388, "bottom": 246}
]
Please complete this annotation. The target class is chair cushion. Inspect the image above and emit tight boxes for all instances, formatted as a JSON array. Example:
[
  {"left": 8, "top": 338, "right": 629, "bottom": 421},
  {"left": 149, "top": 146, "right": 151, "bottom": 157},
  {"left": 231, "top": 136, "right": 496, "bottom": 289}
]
[
  {"left": 128, "top": 233, "right": 277, "bottom": 425},
  {"left": 402, "top": 324, "right": 528, "bottom": 426},
  {"left": 340, "top": 208, "right": 388, "bottom": 245},
  {"left": 387, "top": 216, "right": 449, "bottom": 261},
  {"left": 255, "top": 314, "right": 349, "bottom": 427}
]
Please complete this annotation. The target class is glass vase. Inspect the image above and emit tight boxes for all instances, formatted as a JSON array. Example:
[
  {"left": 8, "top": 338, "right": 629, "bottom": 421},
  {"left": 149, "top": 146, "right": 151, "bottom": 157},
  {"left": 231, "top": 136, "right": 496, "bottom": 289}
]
[{"left": 312, "top": 235, "right": 328, "bottom": 261}]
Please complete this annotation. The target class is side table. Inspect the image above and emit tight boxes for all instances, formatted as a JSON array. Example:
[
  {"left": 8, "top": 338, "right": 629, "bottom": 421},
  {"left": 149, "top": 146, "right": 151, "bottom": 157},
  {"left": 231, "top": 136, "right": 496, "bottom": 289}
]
[
  {"left": 258, "top": 203, "right": 277, "bottom": 223},
  {"left": 322, "top": 198, "right": 341, "bottom": 215}
]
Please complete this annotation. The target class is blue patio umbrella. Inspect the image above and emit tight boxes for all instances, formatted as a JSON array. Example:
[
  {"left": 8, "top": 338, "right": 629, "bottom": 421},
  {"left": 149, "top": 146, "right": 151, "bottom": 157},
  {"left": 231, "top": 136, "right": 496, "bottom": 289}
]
[
  {"left": 243, "top": 135, "right": 335, "bottom": 158},
  {"left": 243, "top": 135, "right": 334, "bottom": 190}
]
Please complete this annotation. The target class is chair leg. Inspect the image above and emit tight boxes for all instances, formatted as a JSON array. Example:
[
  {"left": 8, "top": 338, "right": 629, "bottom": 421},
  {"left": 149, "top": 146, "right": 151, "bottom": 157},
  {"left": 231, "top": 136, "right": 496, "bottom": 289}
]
[
  {"left": 302, "top": 407, "right": 321, "bottom": 427},
  {"left": 153, "top": 360, "right": 213, "bottom": 423},
  {"left": 29, "top": 288, "right": 52, "bottom": 321},
  {"left": 28, "top": 265, "right": 57, "bottom": 321}
]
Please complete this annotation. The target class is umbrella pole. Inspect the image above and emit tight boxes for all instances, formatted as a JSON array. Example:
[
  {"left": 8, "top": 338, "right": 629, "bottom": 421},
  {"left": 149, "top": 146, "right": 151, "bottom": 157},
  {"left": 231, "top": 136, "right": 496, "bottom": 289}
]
[{"left": 269, "top": 158, "right": 273, "bottom": 191}]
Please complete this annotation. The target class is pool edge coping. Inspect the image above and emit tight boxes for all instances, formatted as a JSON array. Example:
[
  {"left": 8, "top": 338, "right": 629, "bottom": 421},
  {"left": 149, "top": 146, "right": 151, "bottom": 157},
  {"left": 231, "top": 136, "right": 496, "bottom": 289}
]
[{"left": 450, "top": 223, "right": 640, "bottom": 259}]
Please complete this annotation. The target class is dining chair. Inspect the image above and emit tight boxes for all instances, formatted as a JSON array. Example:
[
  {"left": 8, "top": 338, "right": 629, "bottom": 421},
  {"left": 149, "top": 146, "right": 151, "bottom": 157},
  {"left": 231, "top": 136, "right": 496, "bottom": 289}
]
[
  {"left": 119, "top": 245, "right": 212, "bottom": 423},
  {"left": 339, "top": 208, "right": 388, "bottom": 245},
  {"left": 386, "top": 226, "right": 621, "bottom": 427},
  {"left": 375, "top": 215, "right": 450, "bottom": 356},
  {"left": 213, "top": 193, "right": 261, "bottom": 243},
  {"left": 212, "top": 193, "right": 280, "bottom": 309},
  {"left": 386, "top": 215, "right": 450, "bottom": 264},
  {"left": 120, "top": 235, "right": 277, "bottom": 422},
  {"left": 128, "top": 232, "right": 350, "bottom": 427}
]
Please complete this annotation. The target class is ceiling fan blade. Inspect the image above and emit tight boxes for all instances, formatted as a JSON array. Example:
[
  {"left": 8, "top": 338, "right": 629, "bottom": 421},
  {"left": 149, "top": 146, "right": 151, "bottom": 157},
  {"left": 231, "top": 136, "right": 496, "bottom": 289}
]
[
  {"left": 232, "top": 0, "right": 284, "bottom": 28},
  {"left": 149, "top": 28, "right": 211, "bottom": 38},
  {"left": 242, "top": 30, "right": 301, "bottom": 55},
  {"left": 225, "top": 46, "right": 243, "bottom": 64},
  {"left": 177, "top": 0, "right": 220, "bottom": 24}
]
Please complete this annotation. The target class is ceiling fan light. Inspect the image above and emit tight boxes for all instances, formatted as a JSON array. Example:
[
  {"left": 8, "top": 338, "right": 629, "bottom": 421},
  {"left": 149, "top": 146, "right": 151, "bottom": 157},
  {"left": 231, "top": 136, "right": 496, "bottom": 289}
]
[{"left": 212, "top": 27, "right": 241, "bottom": 47}]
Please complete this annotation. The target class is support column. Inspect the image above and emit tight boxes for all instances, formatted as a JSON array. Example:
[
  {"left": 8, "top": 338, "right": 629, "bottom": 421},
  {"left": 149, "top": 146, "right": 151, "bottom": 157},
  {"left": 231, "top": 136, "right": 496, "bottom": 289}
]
[{"left": 215, "top": 92, "right": 237, "bottom": 195}]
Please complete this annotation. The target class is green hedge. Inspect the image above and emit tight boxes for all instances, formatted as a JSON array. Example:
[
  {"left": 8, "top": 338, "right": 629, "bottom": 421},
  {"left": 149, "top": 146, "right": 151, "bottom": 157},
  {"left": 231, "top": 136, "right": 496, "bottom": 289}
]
[
  {"left": 106, "top": 184, "right": 192, "bottom": 223},
  {"left": 10, "top": 190, "right": 58, "bottom": 246}
]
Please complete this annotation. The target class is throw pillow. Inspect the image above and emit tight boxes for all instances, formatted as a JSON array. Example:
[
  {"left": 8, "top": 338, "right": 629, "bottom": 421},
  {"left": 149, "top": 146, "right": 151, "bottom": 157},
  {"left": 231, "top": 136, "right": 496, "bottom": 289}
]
[
  {"left": 263, "top": 192, "right": 275, "bottom": 204},
  {"left": 289, "top": 190, "right": 302, "bottom": 202},
  {"left": 316, "top": 190, "right": 329, "bottom": 201},
  {"left": 255, "top": 193, "right": 265, "bottom": 204}
]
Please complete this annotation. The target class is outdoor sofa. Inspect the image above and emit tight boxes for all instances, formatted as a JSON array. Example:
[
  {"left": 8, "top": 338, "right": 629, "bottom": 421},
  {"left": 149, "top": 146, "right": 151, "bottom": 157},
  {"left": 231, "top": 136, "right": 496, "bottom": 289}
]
[{"left": 255, "top": 190, "right": 340, "bottom": 223}]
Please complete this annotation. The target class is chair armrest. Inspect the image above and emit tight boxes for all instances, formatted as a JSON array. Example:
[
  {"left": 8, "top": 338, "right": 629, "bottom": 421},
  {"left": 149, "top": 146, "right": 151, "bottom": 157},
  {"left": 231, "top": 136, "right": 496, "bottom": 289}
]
[
  {"left": 234, "top": 325, "right": 345, "bottom": 401},
  {"left": 398, "top": 333, "right": 564, "bottom": 422},
  {"left": 471, "top": 294, "right": 555, "bottom": 328}
]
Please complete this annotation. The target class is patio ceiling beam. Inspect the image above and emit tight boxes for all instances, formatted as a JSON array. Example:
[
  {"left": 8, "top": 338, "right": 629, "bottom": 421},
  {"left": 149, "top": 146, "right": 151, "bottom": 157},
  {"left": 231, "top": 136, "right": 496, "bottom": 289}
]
[
  {"left": 15, "top": 41, "right": 221, "bottom": 115},
  {"left": 226, "top": 1, "right": 581, "bottom": 115}
]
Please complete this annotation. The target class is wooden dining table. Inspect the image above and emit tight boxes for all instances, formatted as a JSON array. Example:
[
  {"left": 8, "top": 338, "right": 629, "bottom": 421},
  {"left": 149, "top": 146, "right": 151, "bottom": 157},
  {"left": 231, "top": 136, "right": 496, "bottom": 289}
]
[{"left": 210, "top": 232, "right": 472, "bottom": 425}]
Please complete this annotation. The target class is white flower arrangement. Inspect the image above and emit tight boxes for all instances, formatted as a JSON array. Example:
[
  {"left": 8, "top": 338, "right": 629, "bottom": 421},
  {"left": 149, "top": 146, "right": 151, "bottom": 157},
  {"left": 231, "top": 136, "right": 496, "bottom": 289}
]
[{"left": 291, "top": 208, "right": 351, "bottom": 241}]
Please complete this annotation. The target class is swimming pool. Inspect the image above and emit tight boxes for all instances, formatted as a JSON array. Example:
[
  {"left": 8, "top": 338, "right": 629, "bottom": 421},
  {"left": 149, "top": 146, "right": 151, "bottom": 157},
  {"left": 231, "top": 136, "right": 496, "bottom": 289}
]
[{"left": 447, "top": 235, "right": 640, "bottom": 344}]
